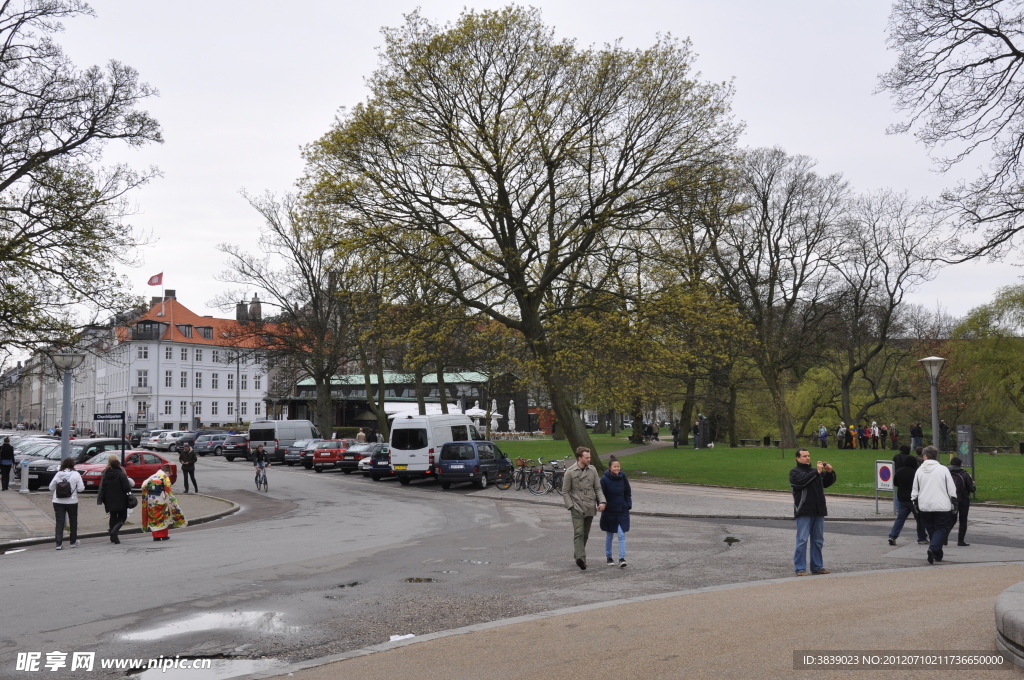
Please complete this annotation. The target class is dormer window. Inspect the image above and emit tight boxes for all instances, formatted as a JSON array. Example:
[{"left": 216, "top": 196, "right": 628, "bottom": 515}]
[
  {"left": 177, "top": 324, "right": 193, "bottom": 338},
  {"left": 198, "top": 326, "right": 213, "bottom": 340}
]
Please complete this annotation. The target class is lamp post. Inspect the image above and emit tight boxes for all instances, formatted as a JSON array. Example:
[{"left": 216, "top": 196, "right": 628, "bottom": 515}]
[
  {"left": 918, "top": 356, "right": 946, "bottom": 448},
  {"left": 47, "top": 351, "right": 85, "bottom": 462},
  {"left": 106, "top": 401, "right": 111, "bottom": 438}
]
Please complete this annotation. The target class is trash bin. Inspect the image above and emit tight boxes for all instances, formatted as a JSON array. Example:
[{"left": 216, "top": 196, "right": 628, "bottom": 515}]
[
  {"left": 1019, "top": 442, "right": 1024, "bottom": 455},
  {"left": 763, "top": 435, "right": 771, "bottom": 447}
]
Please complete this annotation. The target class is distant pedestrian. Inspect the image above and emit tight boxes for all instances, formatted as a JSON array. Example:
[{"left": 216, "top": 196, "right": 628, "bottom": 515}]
[
  {"left": 600, "top": 456, "right": 632, "bottom": 568},
  {"left": 0, "top": 436, "right": 13, "bottom": 490},
  {"left": 142, "top": 464, "right": 187, "bottom": 542},
  {"left": 879, "top": 424, "right": 888, "bottom": 450},
  {"left": 789, "top": 448, "right": 836, "bottom": 576},
  {"left": 818, "top": 425, "right": 828, "bottom": 448},
  {"left": 178, "top": 444, "right": 198, "bottom": 493},
  {"left": 836, "top": 423, "right": 845, "bottom": 449},
  {"left": 96, "top": 455, "right": 133, "bottom": 544},
  {"left": 871, "top": 422, "right": 880, "bottom": 450},
  {"left": 356, "top": 428, "right": 367, "bottom": 443},
  {"left": 911, "top": 446, "right": 957, "bottom": 564},
  {"left": 890, "top": 423, "right": 899, "bottom": 449},
  {"left": 49, "top": 458, "right": 84, "bottom": 550},
  {"left": 947, "top": 456, "right": 975, "bottom": 547},
  {"left": 671, "top": 424, "right": 680, "bottom": 449},
  {"left": 561, "top": 446, "right": 606, "bottom": 570},
  {"left": 910, "top": 423, "right": 923, "bottom": 449},
  {"left": 846, "top": 425, "right": 856, "bottom": 449},
  {"left": 939, "top": 420, "right": 950, "bottom": 452},
  {"left": 692, "top": 421, "right": 700, "bottom": 450},
  {"left": 887, "top": 455, "right": 923, "bottom": 546},
  {"left": 376, "top": 431, "right": 384, "bottom": 443}
]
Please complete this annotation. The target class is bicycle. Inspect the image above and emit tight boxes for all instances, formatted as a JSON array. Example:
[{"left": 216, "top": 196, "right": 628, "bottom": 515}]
[
  {"left": 254, "top": 466, "right": 268, "bottom": 492},
  {"left": 495, "top": 466, "right": 513, "bottom": 490},
  {"left": 527, "top": 457, "right": 554, "bottom": 495}
]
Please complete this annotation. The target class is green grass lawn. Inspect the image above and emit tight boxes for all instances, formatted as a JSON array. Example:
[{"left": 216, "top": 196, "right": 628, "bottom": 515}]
[
  {"left": 495, "top": 433, "right": 636, "bottom": 463},
  {"left": 617, "top": 447, "right": 1024, "bottom": 506}
]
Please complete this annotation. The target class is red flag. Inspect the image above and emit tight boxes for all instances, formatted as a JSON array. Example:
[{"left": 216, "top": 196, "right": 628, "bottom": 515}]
[{"left": 147, "top": 272, "right": 163, "bottom": 286}]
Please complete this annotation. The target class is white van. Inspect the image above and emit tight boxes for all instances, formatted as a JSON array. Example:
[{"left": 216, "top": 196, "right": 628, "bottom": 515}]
[
  {"left": 248, "top": 419, "right": 322, "bottom": 463},
  {"left": 389, "top": 414, "right": 483, "bottom": 485}
]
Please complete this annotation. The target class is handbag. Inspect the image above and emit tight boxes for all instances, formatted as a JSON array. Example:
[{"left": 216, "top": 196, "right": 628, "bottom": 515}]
[{"left": 126, "top": 492, "right": 138, "bottom": 509}]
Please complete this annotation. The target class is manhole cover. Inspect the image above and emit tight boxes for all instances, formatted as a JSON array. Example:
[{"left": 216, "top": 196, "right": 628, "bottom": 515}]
[{"left": 404, "top": 577, "right": 436, "bottom": 583}]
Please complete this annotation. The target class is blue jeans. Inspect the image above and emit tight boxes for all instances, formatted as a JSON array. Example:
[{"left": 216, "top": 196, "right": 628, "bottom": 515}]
[
  {"left": 889, "top": 499, "right": 919, "bottom": 540},
  {"left": 605, "top": 525, "right": 626, "bottom": 560},
  {"left": 794, "top": 515, "right": 824, "bottom": 573},
  {"left": 921, "top": 511, "right": 953, "bottom": 559}
]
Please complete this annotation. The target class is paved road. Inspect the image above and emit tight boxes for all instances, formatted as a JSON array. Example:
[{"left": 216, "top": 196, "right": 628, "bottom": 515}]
[{"left": 3, "top": 458, "right": 1023, "bottom": 679}]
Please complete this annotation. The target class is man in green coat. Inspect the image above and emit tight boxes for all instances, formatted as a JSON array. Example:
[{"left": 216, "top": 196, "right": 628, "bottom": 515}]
[{"left": 562, "top": 447, "right": 606, "bottom": 570}]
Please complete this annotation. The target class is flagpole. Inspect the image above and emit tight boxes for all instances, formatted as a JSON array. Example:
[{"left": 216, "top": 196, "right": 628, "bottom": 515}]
[{"left": 160, "top": 282, "right": 165, "bottom": 317}]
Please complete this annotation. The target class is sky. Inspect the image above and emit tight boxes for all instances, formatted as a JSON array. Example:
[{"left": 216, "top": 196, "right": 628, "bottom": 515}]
[{"left": 55, "top": 0, "right": 1021, "bottom": 320}]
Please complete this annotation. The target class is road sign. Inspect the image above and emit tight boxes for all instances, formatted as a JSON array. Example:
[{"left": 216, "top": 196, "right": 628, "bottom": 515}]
[
  {"left": 93, "top": 412, "right": 125, "bottom": 421},
  {"left": 875, "top": 461, "right": 894, "bottom": 491}
]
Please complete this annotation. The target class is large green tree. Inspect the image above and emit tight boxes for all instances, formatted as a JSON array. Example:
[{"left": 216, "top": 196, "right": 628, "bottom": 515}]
[{"left": 306, "top": 6, "right": 737, "bottom": 458}]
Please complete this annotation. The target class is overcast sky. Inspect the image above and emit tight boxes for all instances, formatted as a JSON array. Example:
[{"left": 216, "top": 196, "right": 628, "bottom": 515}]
[{"left": 56, "top": 0, "right": 1020, "bottom": 320}]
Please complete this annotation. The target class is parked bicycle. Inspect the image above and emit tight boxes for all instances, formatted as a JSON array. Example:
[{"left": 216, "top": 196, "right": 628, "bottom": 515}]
[{"left": 527, "top": 457, "right": 568, "bottom": 496}]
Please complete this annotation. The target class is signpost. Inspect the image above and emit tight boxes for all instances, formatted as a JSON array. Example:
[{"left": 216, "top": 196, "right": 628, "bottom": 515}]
[
  {"left": 875, "top": 460, "right": 895, "bottom": 514},
  {"left": 956, "top": 424, "right": 975, "bottom": 498},
  {"left": 94, "top": 412, "right": 126, "bottom": 463}
]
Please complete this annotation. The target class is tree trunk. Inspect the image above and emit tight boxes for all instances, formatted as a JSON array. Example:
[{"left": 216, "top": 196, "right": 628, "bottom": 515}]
[
  {"left": 609, "top": 410, "right": 617, "bottom": 436},
  {"left": 414, "top": 366, "right": 426, "bottom": 416},
  {"left": 375, "top": 353, "right": 389, "bottom": 438},
  {"left": 314, "top": 376, "right": 334, "bottom": 438},
  {"left": 436, "top": 366, "right": 448, "bottom": 414},
  {"left": 679, "top": 376, "right": 697, "bottom": 445},
  {"left": 594, "top": 411, "right": 608, "bottom": 434},
  {"left": 630, "top": 398, "right": 645, "bottom": 444},
  {"left": 763, "top": 369, "right": 797, "bottom": 448},
  {"left": 727, "top": 384, "right": 738, "bottom": 448}
]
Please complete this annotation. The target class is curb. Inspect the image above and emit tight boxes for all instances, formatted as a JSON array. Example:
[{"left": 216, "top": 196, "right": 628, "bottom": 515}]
[{"left": 0, "top": 493, "right": 240, "bottom": 552}]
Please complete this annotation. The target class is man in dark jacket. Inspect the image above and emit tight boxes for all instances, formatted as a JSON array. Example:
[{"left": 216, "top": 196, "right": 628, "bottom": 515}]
[
  {"left": 96, "top": 455, "right": 133, "bottom": 544},
  {"left": 790, "top": 448, "right": 836, "bottom": 576},
  {"left": 178, "top": 444, "right": 198, "bottom": 494},
  {"left": 947, "top": 457, "right": 975, "bottom": 547},
  {"left": 888, "top": 455, "right": 926, "bottom": 545},
  {"left": 0, "top": 436, "right": 13, "bottom": 490}
]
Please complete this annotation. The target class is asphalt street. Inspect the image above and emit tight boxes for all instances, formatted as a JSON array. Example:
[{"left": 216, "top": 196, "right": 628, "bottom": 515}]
[{"left": 2, "top": 457, "right": 1023, "bottom": 679}]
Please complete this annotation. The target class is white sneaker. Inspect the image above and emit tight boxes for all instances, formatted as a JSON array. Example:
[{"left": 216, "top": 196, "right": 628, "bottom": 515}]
[
  {"left": 70, "top": 541, "right": 81, "bottom": 548},
  {"left": 55, "top": 545, "right": 62, "bottom": 550}
]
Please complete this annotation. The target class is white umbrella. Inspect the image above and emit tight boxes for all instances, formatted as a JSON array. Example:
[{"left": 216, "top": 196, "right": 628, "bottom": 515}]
[
  {"left": 507, "top": 399, "right": 516, "bottom": 431},
  {"left": 490, "top": 399, "right": 502, "bottom": 431}
]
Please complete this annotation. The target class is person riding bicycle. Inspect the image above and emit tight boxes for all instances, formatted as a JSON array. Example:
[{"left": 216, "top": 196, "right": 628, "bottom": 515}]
[{"left": 252, "top": 444, "right": 269, "bottom": 483}]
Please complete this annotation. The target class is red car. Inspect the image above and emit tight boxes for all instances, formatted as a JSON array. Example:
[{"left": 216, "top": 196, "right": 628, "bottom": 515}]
[
  {"left": 311, "top": 439, "right": 358, "bottom": 472},
  {"left": 77, "top": 450, "right": 178, "bottom": 490}
]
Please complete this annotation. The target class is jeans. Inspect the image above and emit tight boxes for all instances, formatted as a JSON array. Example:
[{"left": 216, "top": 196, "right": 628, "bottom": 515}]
[
  {"left": 921, "top": 511, "right": 953, "bottom": 559},
  {"left": 0, "top": 462, "right": 10, "bottom": 490},
  {"left": 54, "top": 502, "right": 78, "bottom": 546},
  {"left": 605, "top": 525, "right": 626, "bottom": 560},
  {"left": 109, "top": 509, "right": 127, "bottom": 542},
  {"left": 181, "top": 468, "right": 197, "bottom": 492},
  {"left": 889, "top": 499, "right": 921, "bottom": 540},
  {"left": 794, "top": 515, "right": 825, "bottom": 573},
  {"left": 570, "top": 509, "right": 593, "bottom": 562}
]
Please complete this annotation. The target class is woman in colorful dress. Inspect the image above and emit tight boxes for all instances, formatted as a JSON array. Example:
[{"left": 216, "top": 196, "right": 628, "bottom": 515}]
[{"left": 141, "top": 464, "right": 187, "bottom": 541}]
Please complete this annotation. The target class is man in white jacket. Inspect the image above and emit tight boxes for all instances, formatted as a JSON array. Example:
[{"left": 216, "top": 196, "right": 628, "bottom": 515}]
[{"left": 911, "top": 446, "right": 957, "bottom": 564}]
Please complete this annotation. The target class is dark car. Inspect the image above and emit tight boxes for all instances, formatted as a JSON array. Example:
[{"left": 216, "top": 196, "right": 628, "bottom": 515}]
[
  {"left": 367, "top": 445, "right": 394, "bottom": 481},
  {"left": 194, "top": 433, "right": 229, "bottom": 456},
  {"left": 129, "top": 430, "right": 148, "bottom": 447},
  {"left": 437, "top": 441, "right": 512, "bottom": 490},
  {"left": 222, "top": 435, "right": 250, "bottom": 461},
  {"left": 284, "top": 438, "right": 322, "bottom": 466},
  {"left": 175, "top": 429, "right": 223, "bottom": 452},
  {"left": 334, "top": 442, "right": 379, "bottom": 474},
  {"left": 17, "top": 438, "right": 132, "bottom": 490}
]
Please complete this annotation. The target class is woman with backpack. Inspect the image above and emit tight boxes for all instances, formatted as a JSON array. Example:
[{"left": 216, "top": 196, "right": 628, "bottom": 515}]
[
  {"left": 599, "top": 456, "right": 632, "bottom": 568},
  {"left": 96, "top": 455, "right": 133, "bottom": 544},
  {"left": 48, "top": 458, "right": 84, "bottom": 550},
  {"left": 141, "top": 464, "right": 187, "bottom": 541}
]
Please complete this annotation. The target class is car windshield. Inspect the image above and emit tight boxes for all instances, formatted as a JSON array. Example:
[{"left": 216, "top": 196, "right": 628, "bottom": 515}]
[
  {"left": 316, "top": 441, "right": 338, "bottom": 449},
  {"left": 292, "top": 440, "right": 309, "bottom": 448},
  {"left": 347, "top": 443, "right": 374, "bottom": 453},
  {"left": 196, "top": 436, "right": 210, "bottom": 443},
  {"left": 441, "top": 444, "right": 475, "bottom": 461},
  {"left": 85, "top": 452, "right": 111, "bottom": 464},
  {"left": 392, "top": 429, "right": 428, "bottom": 450}
]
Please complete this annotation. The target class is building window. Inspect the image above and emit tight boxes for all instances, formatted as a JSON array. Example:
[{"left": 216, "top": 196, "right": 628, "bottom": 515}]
[
  {"left": 227, "top": 401, "right": 234, "bottom": 416},
  {"left": 137, "top": 370, "right": 148, "bottom": 388},
  {"left": 212, "top": 350, "right": 220, "bottom": 363},
  {"left": 164, "top": 400, "right": 172, "bottom": 415},
  {"left": 180, "top": 401, "right": 188, "bottom": 415},
  {"left": 164, "top": 370, "right": 172, "bottom": 388},
  {"left": 254, "top": 374, "right": 262, "bottom": 390},
  {"left": 195, "top": 349, "right": 203, "bottom": 362},
  {"left": 138, "top": 401, "right": 149, "bottom": 417},
  {"left": 181, "top": 347, "right": 188, "bottom": 361},
  {"left": 241, "top": 401, "right": 248, "bottom": 415},
  {"left": 254, "top": 401, "right": 261, "bottom": 415},
  {"left": 165, "top": 346, "right": 172, "bottom": 360},
  {"left": 194, "top": 401, "right": 202, "bottom": 416},
  {"left": 241, "top": 374, "right": 248, "bottom": 390},
  {"left": 180, "top": 371, "right": 187, "bottom": 388},
  {"left": 199, "top": 327, "right": 213, "bottom": 340},
  {"left": 211, "top": 373, "right": 219, "bottom": 389},
  {"left": 137, "top": 346, "right": 149, "bottom": 359},
  {"left": 178, "top": 325, "right": 193, "bottom": 338},
  {"left": 227, "top": 374, "right": 234, "bottom": 390},
  {"left": 211, "top": 401, "right": 219, "bottom": 415},
  {"left": 195, "top": 372, "right": 202, "bottom": 389}
]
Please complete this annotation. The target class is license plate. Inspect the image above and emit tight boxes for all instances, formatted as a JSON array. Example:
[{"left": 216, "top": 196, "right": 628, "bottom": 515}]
[
  {"left": 449, "top": 464, "right": 464, "bottom": 469},
  {"left": 394, "top": 465, "right": 407, "bottom": 470},
  {"left": 28, "top": 474, "right": 38, "bottom": 479},
  {"left": 319, "top": 453, "right": 330, "bottom": 457},
  {"left": 376, "top": 462, "right": 388, "bottom": 467}
]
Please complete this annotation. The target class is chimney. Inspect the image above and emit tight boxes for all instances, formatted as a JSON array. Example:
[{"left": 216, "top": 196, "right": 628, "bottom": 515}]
[
  {"left": 236, "top": 300, "right": 249, "bottom": 324},
  {"left": 248, "top": 293, "right": 262, "bottom": 322},
  {"left": 151, "top": 297, "right": 162, "bottom": 307},
  {"left": 164, "top": 289, "right": 176, "bottom": 299}
]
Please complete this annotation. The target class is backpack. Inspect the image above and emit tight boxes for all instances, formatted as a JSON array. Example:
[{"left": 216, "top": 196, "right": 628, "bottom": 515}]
[{"left": 55, "top": 474, "right": 73, "bottom": 499}]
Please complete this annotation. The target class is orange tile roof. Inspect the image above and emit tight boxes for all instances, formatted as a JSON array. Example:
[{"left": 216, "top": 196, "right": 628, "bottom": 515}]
[{"left": 114, "top": 299, "right": 274, "bottom": 348}]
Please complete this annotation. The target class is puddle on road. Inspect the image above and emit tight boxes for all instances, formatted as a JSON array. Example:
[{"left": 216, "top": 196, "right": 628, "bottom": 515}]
[
  {"left": 336, "top": 581, "right": 359, "bottom": 588},
  {"left": 723, "top": 536, "right": 741, "bottom": 546},
  {"left": 132, "top": 658, "right": 286, "bottom": 679},
  {"left": 404, "top": 577, "right": 436, "bottom": 583},
  {"left": 121, "top": 612, "right": 298, "bottom": 641}
]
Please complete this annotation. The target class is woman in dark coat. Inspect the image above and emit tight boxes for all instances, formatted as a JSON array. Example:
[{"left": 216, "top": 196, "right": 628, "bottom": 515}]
[
  {"left": 96, "top": 455, "right": 133, "bottom": 544},
  {"left": 600, "top": 456, "right": 632, "bottom": 568}
]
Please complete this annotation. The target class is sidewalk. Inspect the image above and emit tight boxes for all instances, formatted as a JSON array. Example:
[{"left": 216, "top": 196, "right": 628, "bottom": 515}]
[{"left": 0, "top": 489, "right": 235, "bottom": 547}]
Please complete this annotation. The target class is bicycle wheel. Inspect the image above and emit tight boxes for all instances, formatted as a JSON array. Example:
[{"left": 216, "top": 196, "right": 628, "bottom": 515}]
[
  {"left": 262, "top": 475, "right": 268, "bottom": 492},
  {"left": 495, "top": 468, "right": 512, "bottom": 490},
  {"left": 551, "top": 470, "right": 564, "bottom": 495},
  {"left": 254, "top": 473, "right": 261, "bottom": 492},
  {"left": 527, "top": 469, "right": 552, "bottom": 495},
  {"left": 513, "top": 468, "right": 525, "bottom": 491}
]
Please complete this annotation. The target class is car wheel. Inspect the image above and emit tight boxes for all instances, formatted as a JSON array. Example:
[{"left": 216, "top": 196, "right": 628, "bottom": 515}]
[
  {"left": 314, "top": 466, "right": 323, "bottom": 473},
  {"left": 198, "top": 452, "right": 206, "bottom": 457},
  {"left": 214, "top": 447, "right": 222, "bottom": 455},
  {"left": 342, "top": 469, "right": 352, "bottom": 475},
  {"left": 287, "top": 462, "right": 295, "bottom": 466},
  {"left": 441, "top": 482, "right": 451, "bottom": 490},
  {"left": 399, "top": 476, "right": 411, "bottom": 486},
  {"left": 476, "top": 472, "right": 489, "bottom": 490},
  {"left": 226, "top": 456, "right": 234, "bottom": 462},
  {"left": 303, "top": 463, "right": 313, "bottom": 470},
  {"left": 371, "top": 474, "right": 381, "bottom": 481}
]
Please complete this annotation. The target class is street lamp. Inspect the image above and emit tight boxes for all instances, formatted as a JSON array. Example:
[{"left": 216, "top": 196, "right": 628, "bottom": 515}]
[
  {"left": 106, "top": 401, "right": 112, "bottom": 437},
  {"left": 47, "top": 351, "right": 85, "bottom": 462},
  {"left": 919, "top": 356, "right": 946, "bottom": 448}
]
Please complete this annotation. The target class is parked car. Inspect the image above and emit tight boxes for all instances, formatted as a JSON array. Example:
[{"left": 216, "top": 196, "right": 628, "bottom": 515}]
[
  {"left": 15, "top": 438, "right": 128, "bottom": 490},
  {"left": 129, "top": 429, "right": 147, "bottom": 447},
  {"left": 335, "top": 442, "right": 381, "bottom": 474},
  {"left": 362, "top": 444, "right": 393, "bottom": 480},
  {"left": 248, "top": 420, "right": 322, "bottom": 464},
  {"left": 143, "top": 430, "right": 171, "bottom": 449},
  {"left": 15, "top": 423, "right": 25, "bottom": 430},
  {"left": 194, "top": 433, "right": 229, "bottom": 456},
  {"left": 222, "top": 435, "right": 250, "bottom": 461},
  {"left": 284, "top": 438, "right": 322, "bottom": 466},
  {"left": 175, "top": 429, "right": 222, "bottom": 452},
  {"left": 310, "top": 439, "right": 358, "bottom": 472},
  {"left": 299, "top": 443, "right": 319, "bottom": 470},
  {"left": 437, "top": 441, "right": 512, "bottom": 490},
  {"left": 153, "top": 431, "right": 188, "bottom": 452},
  {"left": 13, "top": 440, "right": 61, "bottom": 465},
  {"left": 77, "top": 450, "right": 177, "bottom": 490},
  {"left": 389, "top": 414, "right": 483, "bottom": 485}
]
